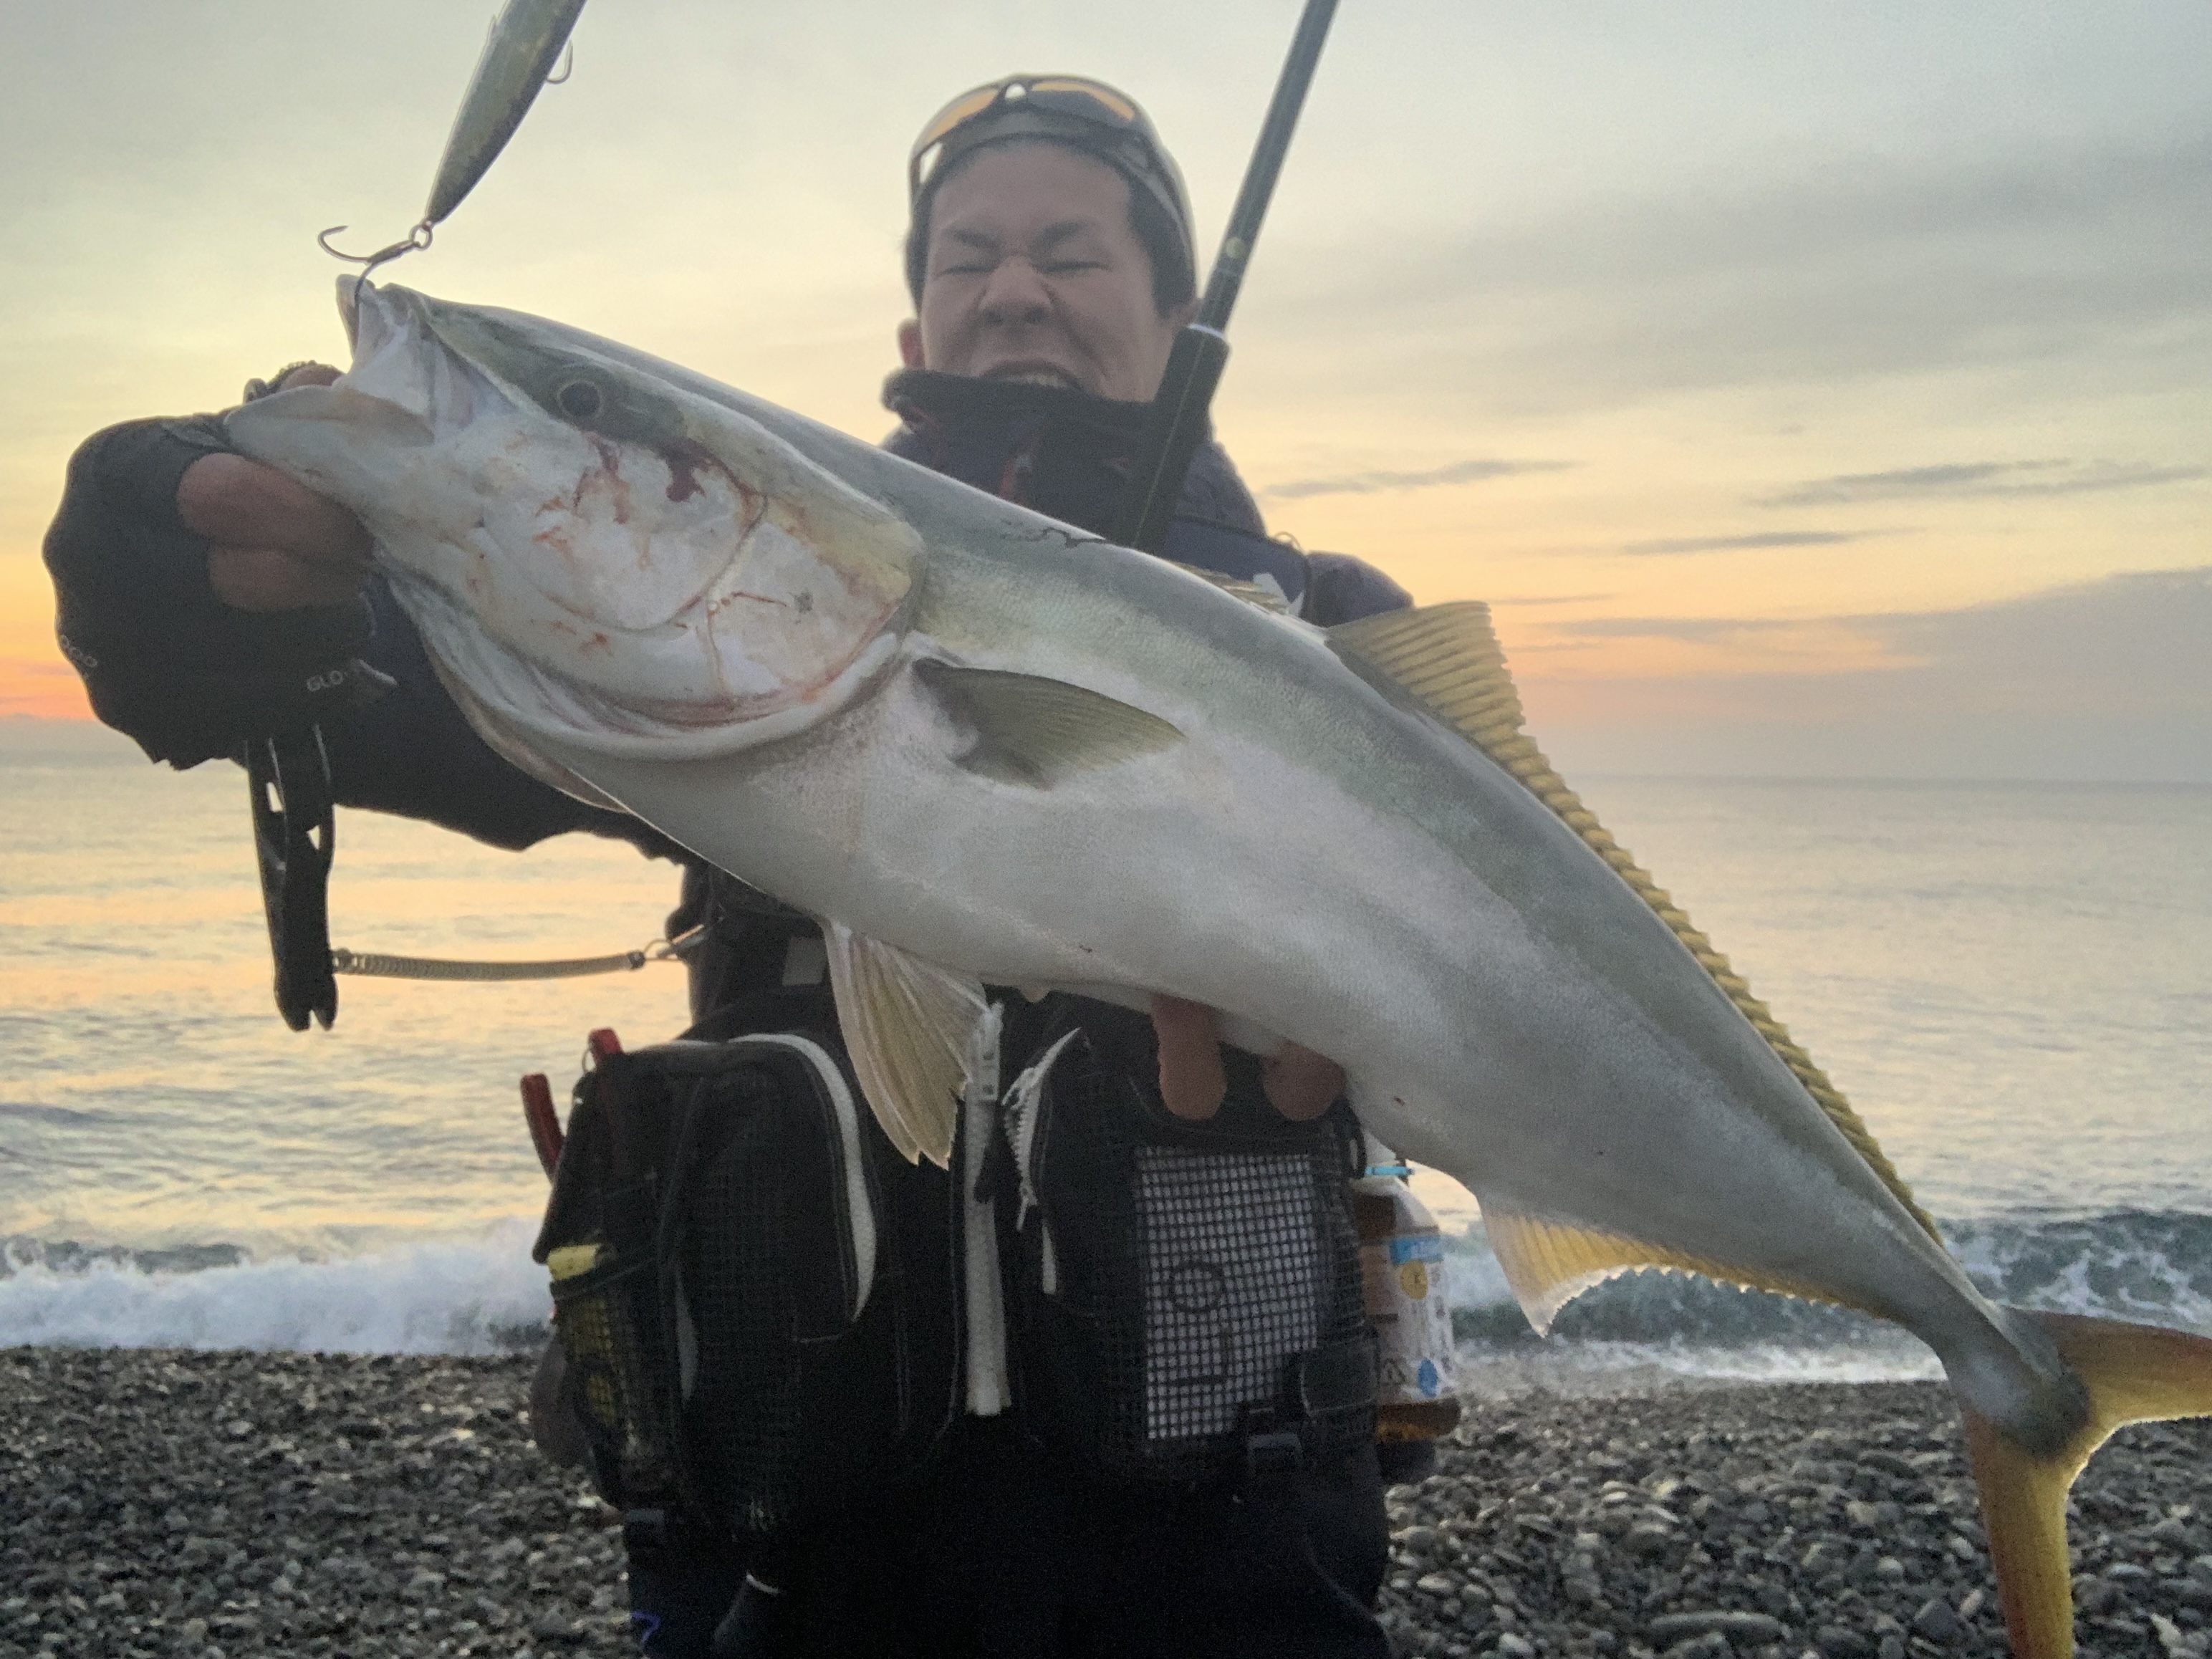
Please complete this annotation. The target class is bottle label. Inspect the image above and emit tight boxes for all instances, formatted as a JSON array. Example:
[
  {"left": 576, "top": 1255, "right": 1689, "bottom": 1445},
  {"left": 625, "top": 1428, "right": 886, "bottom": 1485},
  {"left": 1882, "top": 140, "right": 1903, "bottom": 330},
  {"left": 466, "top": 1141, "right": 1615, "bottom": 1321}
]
[{"left": 1360, "top": 1231, "right": 1456, "bottom": 1403}]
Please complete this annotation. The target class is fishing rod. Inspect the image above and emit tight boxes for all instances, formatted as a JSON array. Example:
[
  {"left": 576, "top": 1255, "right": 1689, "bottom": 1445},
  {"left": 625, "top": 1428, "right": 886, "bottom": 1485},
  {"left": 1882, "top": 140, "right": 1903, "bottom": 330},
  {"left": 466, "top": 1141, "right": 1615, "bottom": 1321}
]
[
  {"left": 249, "top": 0, "right": 589, "bottom": 1031},
  {"left": 1110, "top": 0, "right": 1340, "bottom": 553}
]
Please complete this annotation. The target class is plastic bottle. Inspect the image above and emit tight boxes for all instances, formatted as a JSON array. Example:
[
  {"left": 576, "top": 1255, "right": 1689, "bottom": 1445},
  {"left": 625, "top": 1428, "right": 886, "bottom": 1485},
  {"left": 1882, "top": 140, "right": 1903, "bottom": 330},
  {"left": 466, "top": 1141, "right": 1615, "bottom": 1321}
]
[{"left": 1352, "top": 1142, "right": 1461, "bottom": 1443}]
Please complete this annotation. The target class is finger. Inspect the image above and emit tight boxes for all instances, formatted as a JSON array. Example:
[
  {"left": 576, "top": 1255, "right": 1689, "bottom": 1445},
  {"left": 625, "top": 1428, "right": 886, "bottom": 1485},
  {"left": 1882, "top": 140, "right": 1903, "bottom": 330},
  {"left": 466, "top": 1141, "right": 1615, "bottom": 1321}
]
[
  {"left": 1149, "top": 995, "right": 1227, "bottom": 1121},
  {"left": 208, "top": 544, "right": 370, "bottom": 612},
  {"left": 276, "top": 362, "right": 342, "bottom": 390},
  {"left": 1261, "top": 1043, "right": 1345, "bottom": 1122},
  {"left": 178, "top": 453, "right": 371, "bottom": 568}
]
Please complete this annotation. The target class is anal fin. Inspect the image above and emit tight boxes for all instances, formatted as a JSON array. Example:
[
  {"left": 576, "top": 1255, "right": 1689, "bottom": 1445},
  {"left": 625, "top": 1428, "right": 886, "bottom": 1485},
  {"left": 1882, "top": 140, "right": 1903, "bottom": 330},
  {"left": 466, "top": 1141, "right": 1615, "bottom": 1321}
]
[
  {"left": 823, "top": 923, "right": 987, "bottom": 1168},
  {"left": 1481, "top": 1204, "right": 1856, "bottom": 1335}
]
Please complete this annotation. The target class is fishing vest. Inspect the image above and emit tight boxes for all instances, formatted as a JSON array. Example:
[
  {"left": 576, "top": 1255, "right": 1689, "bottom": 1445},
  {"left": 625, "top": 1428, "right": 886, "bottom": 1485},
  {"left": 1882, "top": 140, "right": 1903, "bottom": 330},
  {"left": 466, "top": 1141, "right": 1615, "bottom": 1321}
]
[{"left": 532, "top": 990, "right": 1377, "bottom": 1557}]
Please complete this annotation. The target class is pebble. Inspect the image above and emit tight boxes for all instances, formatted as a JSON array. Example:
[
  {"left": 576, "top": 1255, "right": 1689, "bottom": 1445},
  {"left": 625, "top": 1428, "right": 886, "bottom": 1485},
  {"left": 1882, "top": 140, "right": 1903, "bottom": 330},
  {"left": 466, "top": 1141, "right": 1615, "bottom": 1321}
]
[
  {"left": 1649, "top": 1610, "right": 1784, "bottom": 1643},
  {"left": 11, "top": 1357, "right": 2212, "bottom": 1658},
  {"left": 0, "top": 1347, "right": 628, "bottom": 1658},
  {"left": 1377, "top": 1378, "right": 2212, "bottom": 1658}
]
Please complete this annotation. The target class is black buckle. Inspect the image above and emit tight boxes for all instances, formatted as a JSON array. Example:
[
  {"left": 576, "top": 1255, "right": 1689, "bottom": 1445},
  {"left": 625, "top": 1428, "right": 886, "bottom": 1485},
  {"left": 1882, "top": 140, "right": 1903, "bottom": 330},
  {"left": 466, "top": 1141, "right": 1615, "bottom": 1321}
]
[
  {"left": 621, "top": 1507, "right": 670, "bottom": 1557},
  {"left": 1244, "top": 1428, "right": 1304, "bottom": 1482},
  {"left": 1292, "top": 1334, "right": 1379, "bottom": 1419}
]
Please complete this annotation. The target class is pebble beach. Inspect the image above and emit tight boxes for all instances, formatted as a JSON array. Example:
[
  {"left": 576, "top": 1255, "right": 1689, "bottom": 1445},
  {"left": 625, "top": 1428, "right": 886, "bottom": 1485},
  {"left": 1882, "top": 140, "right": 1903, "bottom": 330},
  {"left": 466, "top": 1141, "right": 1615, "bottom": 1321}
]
[{"left": 4, "top": 1349, "right": 2209, "bottom": 1659}]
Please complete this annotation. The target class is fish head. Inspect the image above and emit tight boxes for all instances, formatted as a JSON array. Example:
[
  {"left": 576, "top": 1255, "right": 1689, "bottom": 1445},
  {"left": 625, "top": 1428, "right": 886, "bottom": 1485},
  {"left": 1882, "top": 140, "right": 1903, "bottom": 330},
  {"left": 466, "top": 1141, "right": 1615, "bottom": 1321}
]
[{"left": 227, "top": 280, "right": 920, "bottom": 760}]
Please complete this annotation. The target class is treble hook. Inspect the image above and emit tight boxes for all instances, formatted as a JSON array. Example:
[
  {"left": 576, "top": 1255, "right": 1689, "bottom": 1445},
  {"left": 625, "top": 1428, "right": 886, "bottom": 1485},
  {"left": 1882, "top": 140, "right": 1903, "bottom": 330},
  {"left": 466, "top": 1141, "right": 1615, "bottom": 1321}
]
[
  {"left": 316, "top": 220, "right": 436, "bottom": 291},
  {"left": 545, "top": 41, "right": 574, "bottom": 84}
]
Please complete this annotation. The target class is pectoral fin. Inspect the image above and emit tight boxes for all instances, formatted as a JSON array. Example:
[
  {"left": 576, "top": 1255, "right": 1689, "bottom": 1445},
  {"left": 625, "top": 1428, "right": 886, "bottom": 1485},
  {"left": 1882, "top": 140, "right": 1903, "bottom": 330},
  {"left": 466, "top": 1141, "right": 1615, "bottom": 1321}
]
[
  {"left": 823, "top": 923, "right": 987, "bottom": 1168},
  {"left": 1480, "top": 1203, "right": 1858, "bottom": 1335},
  {"left": 915, "top": 658, "right": 1183, "bottom": 788}
]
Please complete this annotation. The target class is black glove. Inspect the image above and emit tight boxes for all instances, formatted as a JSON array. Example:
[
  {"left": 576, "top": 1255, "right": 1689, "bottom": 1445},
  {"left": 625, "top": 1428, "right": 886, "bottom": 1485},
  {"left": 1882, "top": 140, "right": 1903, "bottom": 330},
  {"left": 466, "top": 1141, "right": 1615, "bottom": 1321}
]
[{"left": 42, "top": 413, "right": 385, "bottom": 768}]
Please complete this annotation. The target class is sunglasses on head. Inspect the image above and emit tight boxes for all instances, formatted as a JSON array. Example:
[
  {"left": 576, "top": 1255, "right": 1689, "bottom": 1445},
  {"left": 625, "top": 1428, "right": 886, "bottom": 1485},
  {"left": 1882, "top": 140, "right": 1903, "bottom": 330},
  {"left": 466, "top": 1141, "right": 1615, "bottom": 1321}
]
[
  {"left": 907, "top": 74, "right": 1198, "bottom": 292},
  {"left": 908, "top": 75, "right": 1151, "bottom": 203}
]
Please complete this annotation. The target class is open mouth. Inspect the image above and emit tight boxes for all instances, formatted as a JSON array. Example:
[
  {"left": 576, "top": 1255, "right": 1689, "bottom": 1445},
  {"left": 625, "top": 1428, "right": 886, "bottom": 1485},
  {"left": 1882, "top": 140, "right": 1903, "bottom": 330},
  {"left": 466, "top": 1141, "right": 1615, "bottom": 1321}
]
[{"left": 982, "top": 362, "right": 1084, "bottom": 391}]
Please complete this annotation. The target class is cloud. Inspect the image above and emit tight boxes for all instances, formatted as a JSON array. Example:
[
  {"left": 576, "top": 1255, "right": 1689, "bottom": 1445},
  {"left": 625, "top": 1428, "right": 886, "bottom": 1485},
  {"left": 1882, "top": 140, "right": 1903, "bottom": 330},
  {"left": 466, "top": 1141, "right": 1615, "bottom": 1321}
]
[
  {"left": 1267, "top": 132, "right": 2212, "bottom": 417},
  {"left": 1259, "top": 457, "right": 1576, "bottom": 502},
  {"left": 1524, "top": 567, "right": 2212, "bottom": 782},
  {"left": 1552, "top": 566, "right": 2212, "bottom": 671},
  {"left": 1757, "top": 459, "right": 2208, "bottom": 507},
  {"left": 1621, "top": 529, "right": 1880, "bottom": 557},
  {"left": 1558, "top": 615, "right": 1798, "bottom": 644}
]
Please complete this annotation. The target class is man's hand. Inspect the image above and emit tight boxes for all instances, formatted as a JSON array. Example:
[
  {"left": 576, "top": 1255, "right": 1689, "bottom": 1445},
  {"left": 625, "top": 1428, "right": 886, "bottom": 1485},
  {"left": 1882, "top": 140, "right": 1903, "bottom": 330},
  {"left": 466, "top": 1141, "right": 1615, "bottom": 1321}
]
[
  {"left": 1149, "top": 995, "right": 1343, "bottom": 1123},
  {"left": 176, "top": 365, "right": 372, "bottom": 612}
]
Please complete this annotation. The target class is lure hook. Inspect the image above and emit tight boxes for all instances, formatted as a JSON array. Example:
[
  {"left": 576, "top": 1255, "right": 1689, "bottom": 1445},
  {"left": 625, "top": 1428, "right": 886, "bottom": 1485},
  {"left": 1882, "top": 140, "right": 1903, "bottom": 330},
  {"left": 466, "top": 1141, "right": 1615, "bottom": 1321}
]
[
  {"left": 545, "top": 41, "right": 574, "bottom": 84},
  {"left": 316, "top": 220, "right": 436, "bottom": 287}
]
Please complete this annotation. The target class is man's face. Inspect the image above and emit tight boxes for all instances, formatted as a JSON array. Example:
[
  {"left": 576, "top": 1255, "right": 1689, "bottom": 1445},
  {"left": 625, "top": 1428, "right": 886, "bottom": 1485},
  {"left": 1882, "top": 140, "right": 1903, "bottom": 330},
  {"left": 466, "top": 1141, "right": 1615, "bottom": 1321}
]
[{"left": 901, "top": 142, "right": 1190, "bottom": 403}]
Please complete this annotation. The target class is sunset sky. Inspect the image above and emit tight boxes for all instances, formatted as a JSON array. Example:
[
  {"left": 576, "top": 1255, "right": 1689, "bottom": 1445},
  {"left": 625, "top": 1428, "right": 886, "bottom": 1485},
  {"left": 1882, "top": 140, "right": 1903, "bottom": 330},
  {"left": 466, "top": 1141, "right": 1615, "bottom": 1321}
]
[{"left": 3, "top": 0, "right": 2206, "bottom": 779}]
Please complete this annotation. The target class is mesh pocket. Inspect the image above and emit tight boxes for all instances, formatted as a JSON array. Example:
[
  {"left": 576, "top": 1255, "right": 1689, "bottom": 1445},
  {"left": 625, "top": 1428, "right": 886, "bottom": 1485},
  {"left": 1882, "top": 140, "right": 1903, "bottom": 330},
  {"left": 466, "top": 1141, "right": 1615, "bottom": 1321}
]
[
  {"left": 534, "top": 1031, "right": 948, "bottom": 1538},
  {"left": 1012, "top": 1026, "right": 1375, "bottom": 1484},
  {"left": 549, "top": 1245, "right": 678, "bottom": 1501},
  {"left": 677, "top": 1112, "right": 808, "bottom": 1539},
  {"left": 1135, "top": 1145, "right": 1325, "bottom": 1443}
]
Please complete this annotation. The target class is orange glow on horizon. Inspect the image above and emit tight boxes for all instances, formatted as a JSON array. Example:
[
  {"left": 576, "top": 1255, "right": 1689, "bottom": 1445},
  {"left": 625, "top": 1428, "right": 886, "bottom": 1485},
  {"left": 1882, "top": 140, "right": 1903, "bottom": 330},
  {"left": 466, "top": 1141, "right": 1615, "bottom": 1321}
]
[{"left": 2, "top": 665, "right": 92, "bottom": 721}]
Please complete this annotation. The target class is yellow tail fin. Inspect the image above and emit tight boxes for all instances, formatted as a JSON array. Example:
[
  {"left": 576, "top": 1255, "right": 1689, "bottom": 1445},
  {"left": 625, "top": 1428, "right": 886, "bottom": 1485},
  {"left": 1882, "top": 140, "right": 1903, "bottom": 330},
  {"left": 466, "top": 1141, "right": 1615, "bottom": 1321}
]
[{"left": 1960, "top": 1312, "right": 2212, "bottom": 1659}]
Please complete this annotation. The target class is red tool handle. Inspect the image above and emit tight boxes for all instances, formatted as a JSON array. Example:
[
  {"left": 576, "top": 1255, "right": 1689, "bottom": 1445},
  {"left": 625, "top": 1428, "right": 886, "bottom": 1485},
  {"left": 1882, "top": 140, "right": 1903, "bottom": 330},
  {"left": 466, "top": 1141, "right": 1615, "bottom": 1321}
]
[
  {"left": 522, "top": 1030, "right": 621, "bottom": 1181},
  {"left": 520, "top": 1072, "right": 563, "bottom": 1180}
]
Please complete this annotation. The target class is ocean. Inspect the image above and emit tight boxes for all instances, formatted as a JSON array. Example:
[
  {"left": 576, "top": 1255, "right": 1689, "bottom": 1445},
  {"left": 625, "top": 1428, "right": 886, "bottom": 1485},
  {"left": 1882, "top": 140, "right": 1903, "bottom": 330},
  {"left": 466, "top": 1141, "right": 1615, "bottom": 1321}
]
[{"left": 4, "top": 723, "right": 2208, "bottom": 1387}]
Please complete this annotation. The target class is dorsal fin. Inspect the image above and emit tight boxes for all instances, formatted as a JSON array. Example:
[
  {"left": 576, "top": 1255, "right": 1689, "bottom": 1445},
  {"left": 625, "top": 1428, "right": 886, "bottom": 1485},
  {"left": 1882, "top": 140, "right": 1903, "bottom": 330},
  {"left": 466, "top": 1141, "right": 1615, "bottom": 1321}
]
[
  {"left": 1167, "top": 562, "right": 1293, "bottom": 615},
  {"left": 1329, "top": 601, "right": 1941, "bottom": 1243}
]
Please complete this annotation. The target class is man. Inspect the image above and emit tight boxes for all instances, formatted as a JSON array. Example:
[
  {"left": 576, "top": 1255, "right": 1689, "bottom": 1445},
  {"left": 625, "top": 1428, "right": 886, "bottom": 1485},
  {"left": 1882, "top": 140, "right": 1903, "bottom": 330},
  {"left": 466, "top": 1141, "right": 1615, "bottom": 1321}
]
[{"left": 46, "top": 74, "right": 1413, "bottom": 1657}]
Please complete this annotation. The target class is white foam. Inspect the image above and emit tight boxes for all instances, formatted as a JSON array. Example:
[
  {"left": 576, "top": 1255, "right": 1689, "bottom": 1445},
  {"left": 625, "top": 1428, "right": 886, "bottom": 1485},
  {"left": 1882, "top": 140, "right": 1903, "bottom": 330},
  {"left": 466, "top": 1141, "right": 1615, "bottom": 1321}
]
[
  {"left": 0, "top": 1219, "right": 551, "bottom": 1355},
  {"left": 1455, "top": 1338, "right": 1945, "bottom": 1399}
]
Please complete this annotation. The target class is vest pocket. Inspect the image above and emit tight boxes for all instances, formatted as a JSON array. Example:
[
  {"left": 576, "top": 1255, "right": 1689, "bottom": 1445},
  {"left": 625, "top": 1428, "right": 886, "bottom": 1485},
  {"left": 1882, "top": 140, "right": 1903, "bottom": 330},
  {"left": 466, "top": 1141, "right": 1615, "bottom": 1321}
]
[
  {"left": 995, "top": 1003, "right": 1377, "bottom": 1484},
  {"left": 534, "top": 1029, "right": 953, "bottom": 1542}
]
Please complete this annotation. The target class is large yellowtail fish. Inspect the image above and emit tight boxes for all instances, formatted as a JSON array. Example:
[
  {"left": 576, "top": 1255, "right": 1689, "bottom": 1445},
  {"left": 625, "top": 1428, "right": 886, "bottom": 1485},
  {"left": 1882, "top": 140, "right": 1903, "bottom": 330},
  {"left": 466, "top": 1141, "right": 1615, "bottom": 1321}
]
[{"left": 230, "top": 281, "right": 2211, "bottom": 1657}]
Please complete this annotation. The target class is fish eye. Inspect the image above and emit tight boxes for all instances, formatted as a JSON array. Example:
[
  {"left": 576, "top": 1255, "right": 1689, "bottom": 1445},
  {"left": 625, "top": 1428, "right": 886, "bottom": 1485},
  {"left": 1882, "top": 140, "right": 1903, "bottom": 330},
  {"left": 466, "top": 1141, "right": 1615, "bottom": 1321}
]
[{"left": 554, "top": 378, "right": 604, "bottom": 420}]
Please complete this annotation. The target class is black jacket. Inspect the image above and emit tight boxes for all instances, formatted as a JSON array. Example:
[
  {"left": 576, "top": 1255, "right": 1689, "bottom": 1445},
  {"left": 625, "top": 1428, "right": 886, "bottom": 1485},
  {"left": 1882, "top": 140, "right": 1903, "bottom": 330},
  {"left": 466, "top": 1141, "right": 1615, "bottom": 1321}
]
[{"left": 43, "top": 373, "right": 1412, "bottom": 1021}]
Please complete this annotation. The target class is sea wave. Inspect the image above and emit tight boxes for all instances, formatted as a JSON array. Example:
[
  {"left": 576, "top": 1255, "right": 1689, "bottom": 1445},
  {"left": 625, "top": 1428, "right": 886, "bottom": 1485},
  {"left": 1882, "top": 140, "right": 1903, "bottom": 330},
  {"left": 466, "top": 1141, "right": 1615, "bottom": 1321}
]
[
  {"left": 4, "top": 1209, "right": 2206, "bottom": 1375},
  {"left": 0, "top": 1219, "right": 551, "bottom": 1355},
  {"left": 1445, "top": 1207, "right": 2212, "bottom": 1374}
]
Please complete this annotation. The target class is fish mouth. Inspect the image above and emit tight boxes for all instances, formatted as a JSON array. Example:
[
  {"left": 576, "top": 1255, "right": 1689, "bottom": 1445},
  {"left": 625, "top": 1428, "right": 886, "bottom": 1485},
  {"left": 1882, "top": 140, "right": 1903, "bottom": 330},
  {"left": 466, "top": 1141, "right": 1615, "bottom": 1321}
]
[
  {"left": 344, "top": 278, "right": 413, "bottom": 367},
  {"left": 334, "top": 279, "right": 506, "bottom": 443}
]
